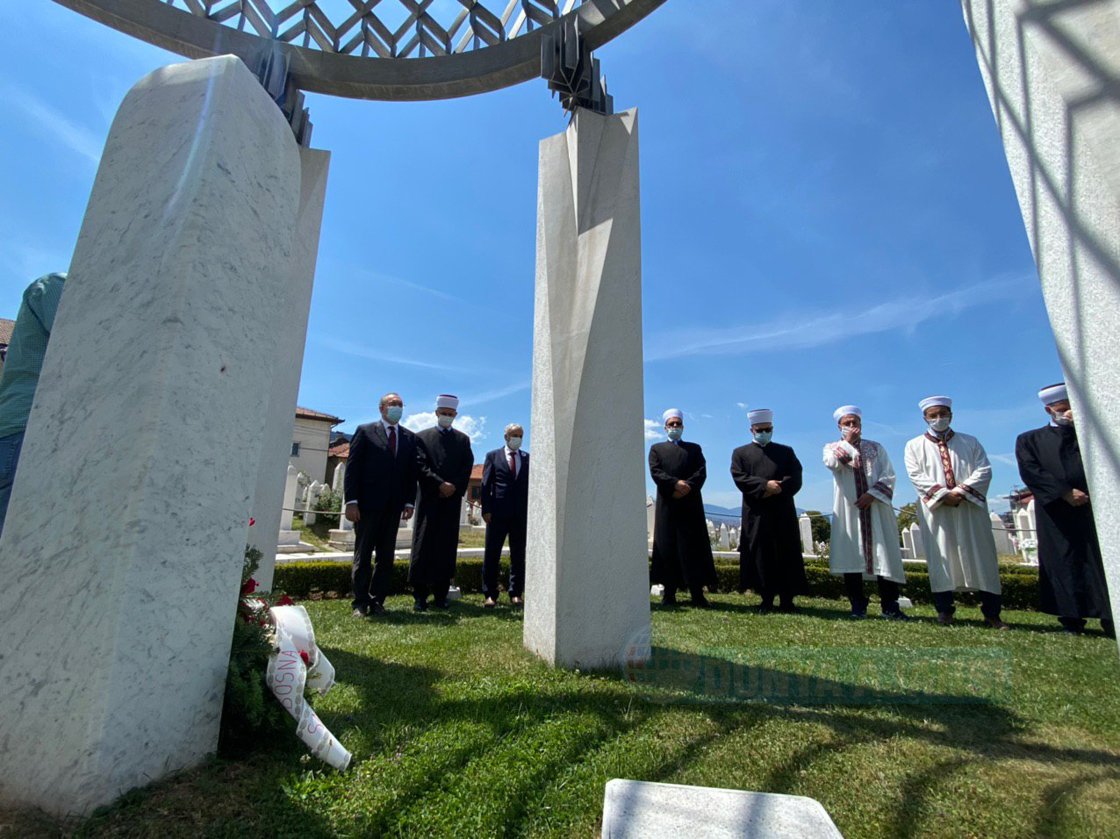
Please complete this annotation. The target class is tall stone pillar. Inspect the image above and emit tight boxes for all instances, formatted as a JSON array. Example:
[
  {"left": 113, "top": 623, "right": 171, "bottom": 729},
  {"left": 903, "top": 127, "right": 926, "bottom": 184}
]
[
  {"left": 962, "top": 0, "right": 1120, "bottom": 642},
  {"left": 0, "top": 56, "right": 304, "bottom": 815},
  {"left": 249, "top": 146, "right": 330, "bottom": 592},
  {"left": 524, "top": 108, "right": 650, "bottom": 670}
]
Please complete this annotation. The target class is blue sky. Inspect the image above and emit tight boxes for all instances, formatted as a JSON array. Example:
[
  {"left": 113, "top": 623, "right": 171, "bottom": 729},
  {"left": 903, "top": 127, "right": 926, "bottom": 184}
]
[{"left": 1, "top": 1, "right": 1060, "bottom": 514}]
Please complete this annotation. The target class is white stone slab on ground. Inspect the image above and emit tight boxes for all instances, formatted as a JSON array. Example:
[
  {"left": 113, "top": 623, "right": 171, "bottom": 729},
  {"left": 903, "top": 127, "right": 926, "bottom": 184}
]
[
  {"left": 524, "top": 108, "right": 650, "bottom": 670},
  {"left": 0, "top": 56, "right": 305, "bottom": 816},
  {"left": 601, "top": 779, "right": 843, "bottom": 838}
]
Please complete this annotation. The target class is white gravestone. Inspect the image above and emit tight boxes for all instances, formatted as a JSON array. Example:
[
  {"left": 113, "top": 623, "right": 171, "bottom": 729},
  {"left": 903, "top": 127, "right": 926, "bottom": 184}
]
[
  {"left": 718, "top": 524, "right": 731, "bottom": 551},
  {"left": 729, "top": 526, "right": 739, "bottom": 551},
  {"left": 0, "top": 56, "right": 306, "bottom": 816},
  {"left": 331, "top": 461, "right": 346, "bottom": 494},
  {"left": 601, "top": 779, "right": 842, "bottom": 839},
  {"left": 246, "top": 146, "right": 329, "bottom": 591},
  {"left": 304, "top": 480, "right": 325, "bottom": 525},
  {"left": 799, "top": 514, "right": 815, "bottom": 556},
  {"left": 902, "top": 526, "right": 915, "bottom": 560},
  {"left": 963, "top": 0, "right": 1120, "bottom": 646},
  {"left": 908, "top": 522, "right": 924, "bottom": 560},
  {"left": 524, "top": 109, "right": 650, "bottom": 670},
  {"left": 990, "top": 512, "right": 1015, "bottom": 556},
  {"left": 646, "top": 495, "right": 655, "bottom": 546}
]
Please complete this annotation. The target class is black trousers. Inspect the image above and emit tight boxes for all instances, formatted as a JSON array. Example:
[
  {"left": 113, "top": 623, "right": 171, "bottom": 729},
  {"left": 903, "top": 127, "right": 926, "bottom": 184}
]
[
  {"left": 351, "top": 505, "right": 402, "bottom": 609},
  {"left": 413, "top": 579, "right": 452, "bottom": 605},
  {"left": 933, "top": 589, "right": 1002, "bottom": 619},
  {"left": 482, "top": 510, "right": 527, "bottom": 598},
  {"left": 843, "top": 573, "right": 900, "bottom": 613}
]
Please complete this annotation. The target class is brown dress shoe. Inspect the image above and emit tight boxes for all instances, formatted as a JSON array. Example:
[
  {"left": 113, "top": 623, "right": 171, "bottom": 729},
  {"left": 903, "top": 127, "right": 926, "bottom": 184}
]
[
  {"left": 937, "top": 612, "right": 953, "bottom": 626},
  {"left": 986, "top": 617, "right": 1010, "bottom": 630}
]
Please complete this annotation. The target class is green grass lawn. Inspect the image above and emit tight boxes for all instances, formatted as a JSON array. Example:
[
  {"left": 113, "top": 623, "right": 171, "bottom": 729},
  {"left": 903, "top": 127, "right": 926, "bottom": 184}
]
[{"left": 9, "top": 595, "right": 1120, "bottom": 838}]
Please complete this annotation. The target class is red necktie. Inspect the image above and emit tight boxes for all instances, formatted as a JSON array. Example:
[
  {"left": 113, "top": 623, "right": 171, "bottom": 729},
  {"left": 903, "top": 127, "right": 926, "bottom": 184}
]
[
  {"left": 509, "top": 451, "right": 517, "bottom": 479},
  {"left": 388, "top": 425, "right": 397, "bottom": 456}
]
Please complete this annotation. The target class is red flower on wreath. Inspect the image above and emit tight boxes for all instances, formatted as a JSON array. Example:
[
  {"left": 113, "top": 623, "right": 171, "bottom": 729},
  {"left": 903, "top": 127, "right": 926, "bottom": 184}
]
[
  {"left": 248, "top": 517, "right": 256, "bottom": 527},
  {"left": 299, "top": 650, "right": 311, "bottom": 666},
  {"left": 241, "top": 577, "right": 258, "bottom": 595},
  {"left": 277, "top": 595, "right": 294, "bottom": 607}
]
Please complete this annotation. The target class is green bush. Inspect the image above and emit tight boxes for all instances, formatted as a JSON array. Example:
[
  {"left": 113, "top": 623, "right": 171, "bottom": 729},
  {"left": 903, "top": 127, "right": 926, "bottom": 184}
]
[{"left": 274, "top": 556, "right": 1045, "bottom": 612}]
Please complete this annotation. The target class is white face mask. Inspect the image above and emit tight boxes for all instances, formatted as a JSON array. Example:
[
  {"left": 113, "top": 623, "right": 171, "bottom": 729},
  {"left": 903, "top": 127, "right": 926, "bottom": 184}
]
[
  {"left": 437, "top": 414, "right": 454, "bottom": 429},
  {"left": 507, "top": 436, "right": 523, "bottom": 450},
  {"left": 840, "top": 425, "right": 860, "bottom": 441},
  {"left": 1053, "top": 415, "right": 1074, "bottom": 427},
  {"left": 666, "top": 427, "right": 683, "bottom": 441},
  {"left": 927, "top": 417, "right": 951, "bottom": 433}
]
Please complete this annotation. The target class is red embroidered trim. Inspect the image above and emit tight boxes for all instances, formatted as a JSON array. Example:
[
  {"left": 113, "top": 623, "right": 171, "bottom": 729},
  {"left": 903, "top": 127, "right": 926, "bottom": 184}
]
[
  {"left": 851, "top": 441, "right": 874, "bottom": 574},
  {"left": 871, "top": 480, "right": 893, "bottom": 500},
  {"left": 960, "top": 483, "right": 985, "bottom": 502},
  {"left": 923, "top": 483, "right": 943, "bottom": 502}
]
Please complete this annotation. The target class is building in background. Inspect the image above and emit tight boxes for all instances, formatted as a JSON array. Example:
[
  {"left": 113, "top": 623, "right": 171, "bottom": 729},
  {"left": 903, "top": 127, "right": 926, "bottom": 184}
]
[
  {"left": 0, "top": 318, "right": 15, "bottom": 377},
  {"left": 291, "top": 406, "right": 343, "bottom": 484}
]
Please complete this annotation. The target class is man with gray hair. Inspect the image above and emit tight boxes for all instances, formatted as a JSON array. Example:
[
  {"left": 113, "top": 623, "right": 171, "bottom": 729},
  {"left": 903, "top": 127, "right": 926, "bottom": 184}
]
[{"left": 480, "top": 423, "right": 529, "bottom": 608}]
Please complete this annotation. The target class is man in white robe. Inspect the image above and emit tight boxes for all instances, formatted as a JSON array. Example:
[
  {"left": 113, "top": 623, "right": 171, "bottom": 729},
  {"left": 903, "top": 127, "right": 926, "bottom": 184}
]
[
  {"left": 904, "top": 396, "right": 1007, "bottom": 629},
  {"left": 823, "top": 405, "right": 908, "bottom": 620}
]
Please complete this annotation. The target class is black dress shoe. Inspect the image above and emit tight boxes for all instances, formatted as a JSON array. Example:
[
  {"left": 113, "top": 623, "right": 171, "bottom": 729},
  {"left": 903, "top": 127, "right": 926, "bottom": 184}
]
[
  {"left": 413, "top": 600, "right": 428, "bottom": 612},
  {"left": 882, "top": 609, "right": 910, "bottom": 621},
  {"left": 432, "top": 599, "right": 450, "bottom": 610},
  {"left": 369, "top": 602, "right": 386, "bottom": 616},
  {"left": 690, "top": 596, "right": 712, "bottom": 609},
  {"left": 777, "top": 603, "right": 798, "bottom": 614},
  {"left": 662, "top": 594, "right": 679, "bottom": 607}
]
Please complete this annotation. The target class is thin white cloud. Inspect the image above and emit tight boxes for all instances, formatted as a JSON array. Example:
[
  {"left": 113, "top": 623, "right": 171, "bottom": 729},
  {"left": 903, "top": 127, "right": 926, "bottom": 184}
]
[
  {"left": 644, "top": 418, "right": 663, "bottom": 441},
  {"left": 403, "top": 411, "right": 486, "bottom": 442},
  {"left": 347, "top": 268, "right": 468, "bottom": 306},
  {"left": 317, "top": 336, "right": 478, "bottom": 374},
  {"left": 646, "top": 276, "right": 1032, "bottom": 362},
  {"left": 988, "top": 453, "right": 1018, "bottom": 467},
  {"left": 3, "top": 83, "right": 101, "bottom": 165},
  {"left": 460, "top": 380, "right": 530, "bottom": 407}
]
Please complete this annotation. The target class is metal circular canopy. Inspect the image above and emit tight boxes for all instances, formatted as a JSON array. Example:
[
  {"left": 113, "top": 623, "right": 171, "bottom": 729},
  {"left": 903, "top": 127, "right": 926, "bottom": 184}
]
[{"left": 54, "top": 0, "right": 667, "bottom": 101}]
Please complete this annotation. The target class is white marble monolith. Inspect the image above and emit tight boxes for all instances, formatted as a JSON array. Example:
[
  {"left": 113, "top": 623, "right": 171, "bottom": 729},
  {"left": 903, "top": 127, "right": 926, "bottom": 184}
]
[
  {"left": 798, "top": 514, "right": 815, "bottom": 556},
  {"left": 908, "top": 522, "right": 925, "bottom": 560},
  {"left": 963, "top": 0, "right": 1120, "bottom": 643},
  {"left": 248, "top": 146, "right": 329, "bottom": 591},
  {"left": 524, "top": 108, "right": 649, "bottom": 670},
  {"left": 902, "top": 526, "right": 916, "bottom": 560},
  {"left": 0, "top": 56, "right": 303, "bottom": 816}
]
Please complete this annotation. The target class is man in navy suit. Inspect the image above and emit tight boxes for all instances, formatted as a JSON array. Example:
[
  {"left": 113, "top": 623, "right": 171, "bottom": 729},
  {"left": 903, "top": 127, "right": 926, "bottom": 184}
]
[
  {"left": 344, "top": 391, "right": 419, "bottom": 616},
  {"left": 480, "top": 423, "right": 529, "bottom": 608}
]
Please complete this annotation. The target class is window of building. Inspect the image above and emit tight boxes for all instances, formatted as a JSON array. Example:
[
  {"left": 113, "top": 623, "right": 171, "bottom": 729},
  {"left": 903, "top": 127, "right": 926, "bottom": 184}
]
[{"left": 291, "top": 442, "right": 301, "bottom": 457}]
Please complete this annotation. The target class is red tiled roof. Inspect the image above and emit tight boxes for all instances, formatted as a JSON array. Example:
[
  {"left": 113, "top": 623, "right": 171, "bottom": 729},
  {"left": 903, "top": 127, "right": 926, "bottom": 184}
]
[
  {"left": 296, "top": 406, "right": 343, "bottom": 425},
  {"left": 0, "top": 318, "right": 14, "bottom": 346},
  {"left": 471, "top": 464, "right": 484, "bottom": 481},
  {"left": 329, "top": 442, "right": 350, "bottom": 459}
]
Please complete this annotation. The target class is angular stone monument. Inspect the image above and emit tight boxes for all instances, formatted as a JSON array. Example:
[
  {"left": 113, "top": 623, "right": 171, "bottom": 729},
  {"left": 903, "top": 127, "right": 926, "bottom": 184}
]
[
  {"left": 0, "top": 55, "right": 311, "bottom": 816},
  {"left": 798, "top": 513, "right": 815, "bottom": 556},
  {"left": 277, "top": 464, "right": 303, "bottom": 554},
  {"left": 963, "top": 0, "right": 1120, "bottom": 643},
  {"left": 524, "top": 108, "right": 650, "bottom": 670}
]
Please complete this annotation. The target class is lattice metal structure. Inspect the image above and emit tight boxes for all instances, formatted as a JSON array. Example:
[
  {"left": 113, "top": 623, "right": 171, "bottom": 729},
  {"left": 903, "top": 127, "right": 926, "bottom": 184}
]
[{"left": 54, "top": 0, "right": 667, "bottom": 100}]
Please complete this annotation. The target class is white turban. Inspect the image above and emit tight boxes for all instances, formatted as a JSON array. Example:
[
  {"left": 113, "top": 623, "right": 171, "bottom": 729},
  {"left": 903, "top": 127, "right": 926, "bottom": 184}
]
[
  {"left": 435, "top": 394, "right": 459, "bottom": 410},
  {"left": 1038, "top": 382, "right": 1068, "bottom": 406},
  {"left": 918, "top": 395, "right": 952, "bottom": 412},
  {"left": 662, "top": 408, "right": 683, "bottom": 422},
  {"left": 833, "top": 405, "right": 862, "bottom": 422},
  {"left": 747, "top": 408, "right": 774, "bottom": 425}
]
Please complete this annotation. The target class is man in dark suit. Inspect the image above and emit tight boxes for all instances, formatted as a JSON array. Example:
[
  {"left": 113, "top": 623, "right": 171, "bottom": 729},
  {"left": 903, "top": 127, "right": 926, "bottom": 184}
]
[
  {"left": 480, "top": 423, "right": 529, "bottom": 608},
  {"left": 344, "top": 391, "right": 419, "bottom": 616}
]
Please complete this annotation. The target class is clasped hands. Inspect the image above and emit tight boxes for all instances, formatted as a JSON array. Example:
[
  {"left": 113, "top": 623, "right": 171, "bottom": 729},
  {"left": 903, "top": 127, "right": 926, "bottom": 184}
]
[
  {"left": 672, "top": 480, "right": 692, "bottom": 499},
  {"left": 762, "top": 480, "right": 783, "bottom": 498},
  {"left": 1064, "top": 488, "right": 1090, "bottom": 507}
]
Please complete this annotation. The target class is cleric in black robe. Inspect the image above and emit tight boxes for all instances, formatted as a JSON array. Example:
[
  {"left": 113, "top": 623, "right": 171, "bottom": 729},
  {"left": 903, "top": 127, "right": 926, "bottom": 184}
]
[
  {"left": 649, "top": 408, "right": 718, "bottom": 607},
  {"left": 730, "top": 407, "right": 808, "bottom": 612},
  {"left": 1015, "top": 383, "right": 1114, "bottom": 636},
  {"left": 409, "top": 394, "right": 474, "bottom": 611}
]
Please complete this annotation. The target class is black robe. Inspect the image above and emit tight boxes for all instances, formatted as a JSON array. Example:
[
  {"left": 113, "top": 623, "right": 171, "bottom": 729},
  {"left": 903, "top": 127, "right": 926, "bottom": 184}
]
[
  {"left": 410, "top": 427, "right": 474, "bottom": 588},
  {"left": 730, "top": 441, "right": 808, "bottom": 597},
  {"left": 649, "top": 440, "right": 718, "bottom": 592},
  {"left": 1015, "top": 424, "right": 1112, "bottom": 618}
]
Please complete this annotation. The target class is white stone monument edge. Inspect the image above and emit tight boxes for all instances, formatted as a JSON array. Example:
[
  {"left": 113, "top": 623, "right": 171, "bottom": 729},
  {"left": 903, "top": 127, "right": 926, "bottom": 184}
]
[
  {"left": 962, "top": 0, "right": 1120, "bottom": 645},
  {"left": 0, "top": 55, "right": 303, "bottom": 815}
]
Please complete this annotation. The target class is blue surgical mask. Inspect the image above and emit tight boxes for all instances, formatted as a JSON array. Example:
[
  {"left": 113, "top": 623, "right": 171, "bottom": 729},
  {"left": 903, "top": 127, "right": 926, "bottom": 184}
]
[
  {"left": 753, "top": 430, "right": 773, "bottom": 446},
  {"left": 507, "top": 437, "right": 523, "bottom": 450},
  {"left": 437, "top": 414, "right": 454, "bottom": 429},
  {"left": 385, "top": 405, "right": 403, "bottom": 424},
  {"left": 667, "top": 427, "right": 683, "bottom": 441}
]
